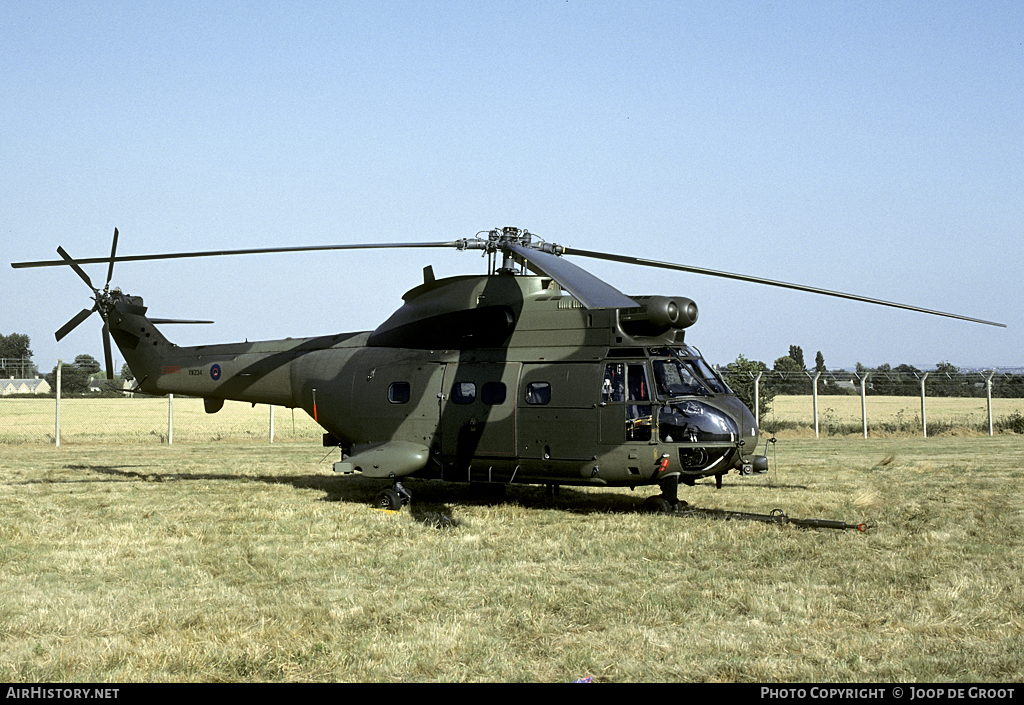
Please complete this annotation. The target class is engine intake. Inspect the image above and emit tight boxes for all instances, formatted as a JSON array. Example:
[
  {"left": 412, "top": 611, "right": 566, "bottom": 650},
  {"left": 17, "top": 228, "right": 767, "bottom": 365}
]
[{"left": 619, "top": 295, "right": 699, "bottom": 336}]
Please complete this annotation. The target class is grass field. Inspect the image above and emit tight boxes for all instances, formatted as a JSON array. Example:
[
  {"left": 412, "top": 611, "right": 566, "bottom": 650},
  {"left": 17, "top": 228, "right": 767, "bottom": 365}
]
[{"left": 1, "top": 435, "right": 1022, "bottom": 682}]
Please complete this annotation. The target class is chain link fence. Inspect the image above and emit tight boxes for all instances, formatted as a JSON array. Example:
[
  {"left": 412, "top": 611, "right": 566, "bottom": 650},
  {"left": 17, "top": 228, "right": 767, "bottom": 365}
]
[
  {"left": 3, "top": 365, "right": 1023, "bottom": 445},
  {"left": 0, "top": 394, "right": 322, "bottom": 445},
  {"left": 718, "top": 369, "right": 1024, "bottom": 437}
]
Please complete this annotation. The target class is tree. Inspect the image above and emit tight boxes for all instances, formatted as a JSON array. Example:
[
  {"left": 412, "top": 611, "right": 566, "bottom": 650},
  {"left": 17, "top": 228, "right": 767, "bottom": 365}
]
[
  {"left": 932, "top": 360, "right": 967, "bottom": 397},
  {"left": 814, "top": 351, "right": 826, "bottom": 374},
  {"left": 870, "top": 363, "right": 894, "bottom": 395},
  {"left": 74, "top": 354, "right": 102, "bottom": 375},
  {"left": 45, "top": 361, "right": 91, "bottom": 395},
  {"left": 774, "top": 355, "right": 803, "bottom": 373},
  {"left": 721, "top": 354, "right": 775, "bottom": 424},
  {"left": 891, "top": 363, "right": 924, "bottom": 396},
  {"left": 772, "top": 354, "right": 807, "bottom": 394},
  {"left": 788, "top": 345, "right": 806, "bottom": 370},
  {"left": 0, "top": 333, "right": 34, "bottom": 377}
]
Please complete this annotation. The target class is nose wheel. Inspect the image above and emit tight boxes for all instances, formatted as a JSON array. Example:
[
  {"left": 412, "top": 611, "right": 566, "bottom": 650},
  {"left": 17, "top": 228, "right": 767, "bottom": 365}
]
[
  {"left": 641, "top": 475, "right": 688, "bottom": 514},
  {"left": 375, "top": 482, "right": 411, "bottom": 511}
]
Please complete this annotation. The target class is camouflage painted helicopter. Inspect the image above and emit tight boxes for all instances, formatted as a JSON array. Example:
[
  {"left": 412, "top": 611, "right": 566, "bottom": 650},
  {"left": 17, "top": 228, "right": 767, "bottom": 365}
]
[{"left": 12, "top": 227, "right": 1005, "bottom": 512}]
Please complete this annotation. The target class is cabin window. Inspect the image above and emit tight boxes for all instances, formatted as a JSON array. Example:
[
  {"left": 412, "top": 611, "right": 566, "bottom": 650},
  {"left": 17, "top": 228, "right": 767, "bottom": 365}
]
[
  {"left": 626, "top": 363, "right": 650, "bottom": 402},
  {"left": 525, "top": 381, "right": 551, "bottom": 405},
  {"left": 602, "top": 363, "right": 625, "bottom": 402},
  {"left": 482, "top": 381, "right": 507, "bottom": 405},
  {"left": 603, "top": 363, "right": 651, "bottom": 402},
  {"left": 388, "top": 382, "right": 411, "bottom": 404},
  {"left": 451, "top": 381, "right": 476, "bottom": 404}
]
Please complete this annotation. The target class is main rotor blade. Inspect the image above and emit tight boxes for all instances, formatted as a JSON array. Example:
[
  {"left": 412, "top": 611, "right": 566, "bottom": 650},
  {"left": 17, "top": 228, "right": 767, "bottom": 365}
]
[
  {"left": 505, "top": 243, "right": 638, "bottom": 309},
  {"left": 564, "top": 248, "right": 1006, "bottom": 328},
  {"left": 105, "top": 227, "right": 119, "bottom": 288},
  {"left": 56, "top": 246, "right": 96, "bottom": 289},
  {"left": 56, "top": 307, "right": 95, "bottom": 341},
  {"left": 12, "top": 240, "right": 466, "bottom": 269}
]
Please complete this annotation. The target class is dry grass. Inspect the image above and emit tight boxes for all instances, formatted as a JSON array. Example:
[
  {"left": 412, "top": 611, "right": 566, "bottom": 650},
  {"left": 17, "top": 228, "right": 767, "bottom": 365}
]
[
  {"left": 0, "top": 397, "right": 322, "bottom": 444},
  {"left": 5, "top": 395, "right": 1022, "bottom": 446},
  {"left": 2, "top": 436, "right": 1023, "bottom": 682},
  {"left": 766, "top": 395, "right": 1024, "bottom": 437}
]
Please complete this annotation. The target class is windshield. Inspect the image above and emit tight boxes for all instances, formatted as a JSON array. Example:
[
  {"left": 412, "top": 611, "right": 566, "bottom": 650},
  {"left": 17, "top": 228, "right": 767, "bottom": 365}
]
[
  {"left": 652, "top": 352, "right": 733, "bottom": 398},
  {"left": 652, "top": 358, "right": 710, "bottom": 398},
  {"left": 673, "top": 348, "right": 732, "bottom": 395},
  {"left": 688, "top": 356, "right": 731, "bottom": 394}
]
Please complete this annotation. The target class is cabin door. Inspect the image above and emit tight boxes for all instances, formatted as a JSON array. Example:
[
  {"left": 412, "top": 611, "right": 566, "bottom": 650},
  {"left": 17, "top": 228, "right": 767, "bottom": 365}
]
[
  {"left": 599, "top": 360, "right": 654, "bottom": 444},
  {"left": 438, "top": 362, "right": 521, "bottom": 460}
]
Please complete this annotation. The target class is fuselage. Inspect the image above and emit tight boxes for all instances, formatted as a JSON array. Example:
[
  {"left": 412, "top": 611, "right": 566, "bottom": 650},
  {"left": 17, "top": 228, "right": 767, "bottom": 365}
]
[{"left": 105, "top": 273, "right": 760, "bottom": 488}]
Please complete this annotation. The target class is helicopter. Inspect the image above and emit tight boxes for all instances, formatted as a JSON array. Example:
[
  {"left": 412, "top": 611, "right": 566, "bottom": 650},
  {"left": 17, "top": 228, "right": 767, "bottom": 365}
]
[{"left": 12, "top": 226, "right": 1005, "bottom": 512}]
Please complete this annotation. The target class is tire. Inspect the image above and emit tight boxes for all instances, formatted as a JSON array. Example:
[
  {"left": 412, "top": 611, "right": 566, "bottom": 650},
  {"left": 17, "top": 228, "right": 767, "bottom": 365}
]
[
  {"left": 375, "top": 488, "right": 403, "bottom": 511},
  {"left": 642, "top": 495, "right": 673, "bottom": 514}
]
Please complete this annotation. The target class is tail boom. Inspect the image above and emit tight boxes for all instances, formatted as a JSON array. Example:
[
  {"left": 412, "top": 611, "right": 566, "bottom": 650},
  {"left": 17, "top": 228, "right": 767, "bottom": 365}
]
[{"left": 107, "top": 291, "right": 365, "bottom": 409}]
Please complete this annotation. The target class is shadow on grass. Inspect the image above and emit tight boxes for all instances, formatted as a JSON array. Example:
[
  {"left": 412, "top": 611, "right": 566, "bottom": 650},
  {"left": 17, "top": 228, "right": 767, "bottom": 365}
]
[{"left": 46, "top": 463, "right": 810, "bottom": 527}]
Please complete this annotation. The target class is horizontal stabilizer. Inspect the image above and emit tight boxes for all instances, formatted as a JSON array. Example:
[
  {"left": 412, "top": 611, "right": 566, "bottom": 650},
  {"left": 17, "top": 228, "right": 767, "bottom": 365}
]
[{"left": 149, "top": 318, "right": 215, "bottom": 325}]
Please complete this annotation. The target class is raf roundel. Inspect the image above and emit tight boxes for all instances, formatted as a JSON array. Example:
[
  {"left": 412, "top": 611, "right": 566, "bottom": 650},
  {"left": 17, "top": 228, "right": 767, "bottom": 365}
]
[{"left": 210, "top": 363, "right": 221, "bottom": 381}]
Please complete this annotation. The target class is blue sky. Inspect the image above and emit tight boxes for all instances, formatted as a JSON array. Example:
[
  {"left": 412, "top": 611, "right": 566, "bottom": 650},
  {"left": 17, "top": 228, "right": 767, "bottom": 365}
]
[{"left": 3, "top": 1, "right": 1021, "bottom": 373}]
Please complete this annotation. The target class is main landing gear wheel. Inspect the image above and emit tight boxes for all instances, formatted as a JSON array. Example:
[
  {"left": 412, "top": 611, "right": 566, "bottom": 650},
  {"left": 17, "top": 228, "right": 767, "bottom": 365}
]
[
  {"left": 375, "top": 489, "right": 403, "bottom": 511},
  {"left": 374, "top": 481, "right": 412, "bottom": 511}
]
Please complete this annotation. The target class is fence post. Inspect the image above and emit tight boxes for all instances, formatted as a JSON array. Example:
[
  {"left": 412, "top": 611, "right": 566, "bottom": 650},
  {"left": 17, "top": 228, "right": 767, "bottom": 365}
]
[
  {"left": 859, "top": 372, "right": 870, "bottom": 438},
  {"left": 55, "top": 359, "right": 62, "bottom": 447},
  {"left": 168, "top": 394, "right": 174, "bottom": 445},
  {"left": 986, "top": 371, "right": 995, "bottom": 436},
  {"left": 920, "top": 372, "right": 929, "bottom": 437},
  {"left": 811, "top": 371, "right": 821, "bottom": 438},
  {"left": 754, "top": 371, "right": 763, "bottom": 424}
]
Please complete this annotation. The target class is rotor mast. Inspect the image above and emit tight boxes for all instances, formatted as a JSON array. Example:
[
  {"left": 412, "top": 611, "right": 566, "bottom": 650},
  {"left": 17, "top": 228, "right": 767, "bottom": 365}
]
[{"left": 454, "top": 226, "right": 563, "bottom": 276}]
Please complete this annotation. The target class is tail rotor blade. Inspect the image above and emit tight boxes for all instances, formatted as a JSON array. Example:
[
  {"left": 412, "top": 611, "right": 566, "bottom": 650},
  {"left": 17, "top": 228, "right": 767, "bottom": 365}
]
[
  {"left": 56, "top": 307, "right": 95, "bottom": 341},
  {"left": 105, "top": 227, "right": 119, "bottom": 289},
  {"left": 57, "top": 246, "right": 96, "bottom": 290},
  {"left": 102, "top": 321, "right": 114, "bottom": 379}
]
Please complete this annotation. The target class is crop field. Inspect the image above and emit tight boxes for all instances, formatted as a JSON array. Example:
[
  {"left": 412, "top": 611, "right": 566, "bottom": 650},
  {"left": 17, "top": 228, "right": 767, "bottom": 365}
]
[
  {"left": 0, "top": 397, "right": 322, "bottom": 445},
  {"left": 765, "top": 395, "right": 1024, "bottom": 436},
  {"left": 2, "top": 434, "right": 1022, "bottom": 682},
  {"left": 4, "top": 395, "right": 1024, "bottom": 447}
]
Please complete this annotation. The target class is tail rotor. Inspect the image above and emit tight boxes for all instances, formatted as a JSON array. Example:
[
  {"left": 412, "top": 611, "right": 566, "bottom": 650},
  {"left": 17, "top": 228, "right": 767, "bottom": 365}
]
[{"left": 53, "top": 228, "right": 120, "bottom": 379}]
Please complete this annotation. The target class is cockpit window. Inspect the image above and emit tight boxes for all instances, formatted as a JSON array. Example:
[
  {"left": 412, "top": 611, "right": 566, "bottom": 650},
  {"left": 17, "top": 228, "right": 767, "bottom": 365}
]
[
  {"left": 689, "top": 356, "right": 730, "bottom": 394},
  {"left": 652, "top": 358, "right": 709, "bottom": 398},
  {"left": 660, "top": 348, "right": 732, "bottom": 395}
]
